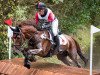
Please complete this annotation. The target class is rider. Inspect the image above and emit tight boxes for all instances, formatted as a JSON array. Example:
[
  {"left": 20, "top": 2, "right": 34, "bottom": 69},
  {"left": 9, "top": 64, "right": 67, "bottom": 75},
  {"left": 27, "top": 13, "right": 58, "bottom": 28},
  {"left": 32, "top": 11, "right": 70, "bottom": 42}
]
[{"left": 35, "top": 2, "right": 60, "bottom": 51}]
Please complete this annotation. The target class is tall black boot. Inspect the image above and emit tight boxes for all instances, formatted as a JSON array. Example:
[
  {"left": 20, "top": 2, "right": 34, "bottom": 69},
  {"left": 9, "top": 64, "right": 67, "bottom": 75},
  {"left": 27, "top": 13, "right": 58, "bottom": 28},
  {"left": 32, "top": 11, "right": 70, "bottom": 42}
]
[{"left": 54, "top": 35, "right": 60, "bottom": 52}]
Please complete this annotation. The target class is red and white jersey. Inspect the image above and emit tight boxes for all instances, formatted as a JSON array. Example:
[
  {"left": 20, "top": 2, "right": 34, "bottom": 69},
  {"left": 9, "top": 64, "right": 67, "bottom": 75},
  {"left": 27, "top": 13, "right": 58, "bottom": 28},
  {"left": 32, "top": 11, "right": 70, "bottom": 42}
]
[{"left": 35, "top": 8, "right": 55, "bottom": 24}]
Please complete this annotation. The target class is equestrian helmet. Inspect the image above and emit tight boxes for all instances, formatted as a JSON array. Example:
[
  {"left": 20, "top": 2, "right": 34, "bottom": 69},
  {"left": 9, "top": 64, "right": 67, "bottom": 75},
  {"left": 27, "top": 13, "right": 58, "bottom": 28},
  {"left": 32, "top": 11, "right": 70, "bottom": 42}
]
[{"left": 36, "top": 2, "right": 46, "bottom": 9}]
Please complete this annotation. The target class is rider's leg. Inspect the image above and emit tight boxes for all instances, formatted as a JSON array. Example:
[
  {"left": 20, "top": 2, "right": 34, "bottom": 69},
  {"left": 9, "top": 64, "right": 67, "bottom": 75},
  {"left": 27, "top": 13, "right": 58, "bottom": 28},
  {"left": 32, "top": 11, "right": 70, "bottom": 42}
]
[
  {"left": 52, "top": 18, "right": 58, "bottom": 36},
  {"left": 52, "top": 18, "right": 60, "bottom": 51},
  {"left": 54, "top": 35, "right": 60, "bottom": 51},
  {"left": 49, "top": 28, "right": 55, "bottom": 44}
]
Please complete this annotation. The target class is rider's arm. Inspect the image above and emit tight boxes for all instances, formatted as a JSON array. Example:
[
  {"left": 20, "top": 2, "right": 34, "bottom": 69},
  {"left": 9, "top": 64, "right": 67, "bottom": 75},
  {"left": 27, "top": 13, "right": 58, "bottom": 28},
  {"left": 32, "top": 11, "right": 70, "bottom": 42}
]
[
  {"left": 35, "top": 12, "right": 39, "bottom": 25},
  {"left": 48, "top": 12, "right": 55, "bottom": 22}
]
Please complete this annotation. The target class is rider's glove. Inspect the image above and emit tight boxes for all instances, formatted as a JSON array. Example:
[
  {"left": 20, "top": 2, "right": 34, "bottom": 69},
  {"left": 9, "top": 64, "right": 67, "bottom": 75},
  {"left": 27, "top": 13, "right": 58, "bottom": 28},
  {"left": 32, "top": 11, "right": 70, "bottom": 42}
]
[
  {"left": 42, "top": 25, "right": 46, "bottom": 29},
  {"left": 42, "top": 22, "right": 52, "bottom": 29}
]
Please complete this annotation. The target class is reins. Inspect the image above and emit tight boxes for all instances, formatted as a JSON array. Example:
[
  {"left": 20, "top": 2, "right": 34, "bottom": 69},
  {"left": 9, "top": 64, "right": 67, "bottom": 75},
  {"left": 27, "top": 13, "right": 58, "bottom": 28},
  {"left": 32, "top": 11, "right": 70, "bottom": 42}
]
[{"left": 13, "top": 27, "right": 39, "bottom": 52}]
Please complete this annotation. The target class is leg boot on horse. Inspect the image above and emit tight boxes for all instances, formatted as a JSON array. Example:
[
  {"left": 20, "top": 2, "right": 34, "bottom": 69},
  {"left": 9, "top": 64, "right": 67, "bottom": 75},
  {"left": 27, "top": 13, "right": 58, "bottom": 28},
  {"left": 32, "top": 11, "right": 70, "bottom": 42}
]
[{"left": 24, "top": 52, "right": 31, "bottom": 69}]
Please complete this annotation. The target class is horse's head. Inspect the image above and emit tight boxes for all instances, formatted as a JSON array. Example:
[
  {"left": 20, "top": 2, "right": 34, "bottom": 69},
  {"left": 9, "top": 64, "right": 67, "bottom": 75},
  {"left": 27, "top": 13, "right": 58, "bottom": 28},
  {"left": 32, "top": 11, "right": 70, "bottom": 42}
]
[
  {"left": 11, "top": 20, "right": 38, "bottom": 54},
  {"left": 11, "top": 26, "right": 25, "bottom": 54}
]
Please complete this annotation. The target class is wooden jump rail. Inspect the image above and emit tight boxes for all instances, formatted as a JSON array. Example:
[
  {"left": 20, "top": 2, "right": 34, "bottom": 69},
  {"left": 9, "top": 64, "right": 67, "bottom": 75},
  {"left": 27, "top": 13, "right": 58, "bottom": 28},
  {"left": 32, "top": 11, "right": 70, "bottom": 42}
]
[{"left": 0, "top": 58, "right": 99, "bottom": 75}]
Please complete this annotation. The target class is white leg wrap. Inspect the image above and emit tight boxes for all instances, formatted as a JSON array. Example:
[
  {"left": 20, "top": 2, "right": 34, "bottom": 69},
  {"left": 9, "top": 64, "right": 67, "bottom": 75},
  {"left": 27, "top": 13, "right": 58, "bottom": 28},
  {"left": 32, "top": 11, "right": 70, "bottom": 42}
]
[{"left": 29, "top": 43, "right": 43, "bottom": 54}]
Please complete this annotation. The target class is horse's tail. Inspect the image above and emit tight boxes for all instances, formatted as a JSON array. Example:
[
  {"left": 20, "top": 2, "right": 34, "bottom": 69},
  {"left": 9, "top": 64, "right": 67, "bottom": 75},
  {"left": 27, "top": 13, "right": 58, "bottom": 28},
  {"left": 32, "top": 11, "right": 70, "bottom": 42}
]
[{"left": 72, "top": 38, "right": 88, "bottom": 67}]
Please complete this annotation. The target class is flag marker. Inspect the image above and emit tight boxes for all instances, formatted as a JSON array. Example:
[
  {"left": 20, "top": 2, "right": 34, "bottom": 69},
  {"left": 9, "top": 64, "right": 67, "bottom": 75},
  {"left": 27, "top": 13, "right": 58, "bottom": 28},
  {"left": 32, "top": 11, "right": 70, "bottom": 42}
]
[
  {"left": 4, "top": 18, "right": 13, "bottom": 59},
  {"left": 90, "top": 25, "right": 100, "bottom": 75}
]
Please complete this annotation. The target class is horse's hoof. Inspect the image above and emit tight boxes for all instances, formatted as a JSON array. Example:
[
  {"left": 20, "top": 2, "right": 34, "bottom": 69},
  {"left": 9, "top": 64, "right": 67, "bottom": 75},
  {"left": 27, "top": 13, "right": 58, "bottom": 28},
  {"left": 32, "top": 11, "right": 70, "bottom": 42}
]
[{"left": 24, "top": 64, "right": 30, "bottom": 69}]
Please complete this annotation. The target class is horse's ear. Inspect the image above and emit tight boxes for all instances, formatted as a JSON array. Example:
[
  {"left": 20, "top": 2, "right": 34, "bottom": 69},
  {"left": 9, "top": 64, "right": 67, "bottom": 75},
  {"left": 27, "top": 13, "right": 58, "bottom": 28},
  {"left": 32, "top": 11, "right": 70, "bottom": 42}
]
[
  {"left": 10, "top": 27, "right": 16, "bottom": 31},
  {"left": 16, "top": 26, "right": 20, "bottom": 32},
  {"left": 10, "top": 26, "right": 19, "bottom": 32}
]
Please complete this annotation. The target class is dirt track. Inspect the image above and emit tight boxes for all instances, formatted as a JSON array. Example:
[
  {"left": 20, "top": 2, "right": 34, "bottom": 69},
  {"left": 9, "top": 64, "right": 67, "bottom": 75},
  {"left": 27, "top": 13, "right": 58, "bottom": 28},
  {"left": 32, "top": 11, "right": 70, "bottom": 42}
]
[{"left": 0, "top": 58, "right": 99, "bottom": 75}]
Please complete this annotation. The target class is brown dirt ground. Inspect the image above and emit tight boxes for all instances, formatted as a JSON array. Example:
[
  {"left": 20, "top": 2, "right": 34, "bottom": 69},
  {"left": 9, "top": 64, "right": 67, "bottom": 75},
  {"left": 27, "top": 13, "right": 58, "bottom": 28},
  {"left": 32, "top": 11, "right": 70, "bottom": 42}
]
[{"left": 1, "top": 58, "right": 100, "bottom": 75}]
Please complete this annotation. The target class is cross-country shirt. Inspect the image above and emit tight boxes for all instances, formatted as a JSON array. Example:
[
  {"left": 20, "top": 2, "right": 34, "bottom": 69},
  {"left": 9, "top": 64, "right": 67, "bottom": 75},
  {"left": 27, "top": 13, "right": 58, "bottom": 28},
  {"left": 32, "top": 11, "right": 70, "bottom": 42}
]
[{"left": 35, "top": 8, "right": 55, "bottom": 24}]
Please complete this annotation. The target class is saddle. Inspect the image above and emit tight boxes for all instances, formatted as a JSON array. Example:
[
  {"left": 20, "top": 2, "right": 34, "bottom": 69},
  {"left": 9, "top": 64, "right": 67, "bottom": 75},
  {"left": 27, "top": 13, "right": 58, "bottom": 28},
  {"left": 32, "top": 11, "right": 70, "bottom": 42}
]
[
  {"left": 40, "top": 28, "right": 67, "bottom": 45},
  {"left": 39, "top": 22, "right": 67, "bottom": 57},
  {"left": 41, "top": 29, "right": 68, "bottom": 57}
]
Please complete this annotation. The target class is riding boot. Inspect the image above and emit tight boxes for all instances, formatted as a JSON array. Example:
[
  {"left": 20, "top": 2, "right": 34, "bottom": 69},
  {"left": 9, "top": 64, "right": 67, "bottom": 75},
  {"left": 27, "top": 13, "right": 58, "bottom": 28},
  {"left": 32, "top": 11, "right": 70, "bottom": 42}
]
[{"left": 54, "top": 35, "right": 60, "bottom": 52}]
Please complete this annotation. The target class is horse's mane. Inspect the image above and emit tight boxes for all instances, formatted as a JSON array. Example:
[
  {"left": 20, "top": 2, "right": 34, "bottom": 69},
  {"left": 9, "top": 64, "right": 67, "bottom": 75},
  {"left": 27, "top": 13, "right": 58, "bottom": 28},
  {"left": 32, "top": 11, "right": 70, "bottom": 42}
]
[{"left": 17, "top": 19, "right": 37, "bottom": 27}]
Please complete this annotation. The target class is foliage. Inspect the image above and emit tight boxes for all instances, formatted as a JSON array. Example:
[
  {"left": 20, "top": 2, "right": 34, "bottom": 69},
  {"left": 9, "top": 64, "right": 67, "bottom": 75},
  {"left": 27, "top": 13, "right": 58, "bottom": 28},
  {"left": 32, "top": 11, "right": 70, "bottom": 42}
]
[
  {"left": 0, "top": 25, "right": 8, "bottom": 60},
  {"left": 0, "top": 0, "right": 100, "bottom": 60},
  {"left": 14, "top": 5, "right": 28, "bottom": 21},
  {"left": 0, "top": 0, "right": 18, "bottom": 60},
  {"left": 75, "top": 26, "right": 90, "bottom": 53}
]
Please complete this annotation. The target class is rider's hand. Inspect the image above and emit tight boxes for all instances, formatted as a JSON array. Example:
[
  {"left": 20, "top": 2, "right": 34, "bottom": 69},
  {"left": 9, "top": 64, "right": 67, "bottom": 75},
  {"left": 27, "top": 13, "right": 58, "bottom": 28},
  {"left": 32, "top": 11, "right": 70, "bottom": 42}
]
[
  {"left": 42, "top": 25, "right": 45, "bottom": 29},
  {"left": 42, "top": 22, "right": 52, "bottom": 29}
]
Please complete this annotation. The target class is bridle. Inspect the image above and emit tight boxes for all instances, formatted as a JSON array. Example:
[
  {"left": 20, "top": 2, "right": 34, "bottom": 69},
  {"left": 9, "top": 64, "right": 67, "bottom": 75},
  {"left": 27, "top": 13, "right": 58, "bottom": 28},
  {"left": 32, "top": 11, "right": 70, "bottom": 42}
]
[
  {"left": 12, "top": 27, "right": 38, "bottom": 52},
  {"left": 13, "top": 28, "right": 26, "bottom": 52}
]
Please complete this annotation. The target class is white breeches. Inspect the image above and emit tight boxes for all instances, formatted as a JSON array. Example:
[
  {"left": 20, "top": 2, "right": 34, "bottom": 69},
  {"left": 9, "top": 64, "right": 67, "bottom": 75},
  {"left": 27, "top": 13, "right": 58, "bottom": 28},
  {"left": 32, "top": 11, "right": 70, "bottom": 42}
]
[{"left": 51, "top": 18, "right": 58, "bottom": 36}]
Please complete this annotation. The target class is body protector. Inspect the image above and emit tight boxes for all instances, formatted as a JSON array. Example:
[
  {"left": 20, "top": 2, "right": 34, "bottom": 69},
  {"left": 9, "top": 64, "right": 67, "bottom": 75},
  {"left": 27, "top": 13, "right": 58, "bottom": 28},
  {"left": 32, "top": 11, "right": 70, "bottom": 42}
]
[{"left": 35, "top": 8, "right": 59, "bottom": 36}]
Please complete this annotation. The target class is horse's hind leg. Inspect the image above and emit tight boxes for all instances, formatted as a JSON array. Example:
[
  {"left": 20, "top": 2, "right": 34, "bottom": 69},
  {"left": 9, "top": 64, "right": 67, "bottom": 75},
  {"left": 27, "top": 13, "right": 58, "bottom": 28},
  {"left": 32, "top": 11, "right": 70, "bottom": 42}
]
[
  {"left": 57, "top": 51, "right": 71, "bottom": 66},
  {"left": 77, "top": 49, "right": 88, "bottom": 67},
  {"left": 69, "top": 50, "right": 81, "bottom": 68}
]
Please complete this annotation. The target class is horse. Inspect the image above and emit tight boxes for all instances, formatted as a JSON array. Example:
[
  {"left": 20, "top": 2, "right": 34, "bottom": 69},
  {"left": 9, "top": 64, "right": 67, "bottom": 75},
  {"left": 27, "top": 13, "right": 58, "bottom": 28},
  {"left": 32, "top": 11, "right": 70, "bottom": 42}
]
[{"left": 11, "top": 19, "right": 88, "bottom": 69}]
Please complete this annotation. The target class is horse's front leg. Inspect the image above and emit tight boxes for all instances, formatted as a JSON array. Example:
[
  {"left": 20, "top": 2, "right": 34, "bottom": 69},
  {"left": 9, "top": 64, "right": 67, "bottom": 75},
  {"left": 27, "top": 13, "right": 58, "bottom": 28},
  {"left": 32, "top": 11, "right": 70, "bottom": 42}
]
[
  {"left": 23, "top": 51, "right": 31, "bottom": 69},
  {"left": 23, "top": 48, "right": 37, "bottom": 62},
  {"left": 28, "top": 42, "right": 49, "bottom": 57},
  {"left": 28, "top": 42, "right": 43, "bottom": 54}
]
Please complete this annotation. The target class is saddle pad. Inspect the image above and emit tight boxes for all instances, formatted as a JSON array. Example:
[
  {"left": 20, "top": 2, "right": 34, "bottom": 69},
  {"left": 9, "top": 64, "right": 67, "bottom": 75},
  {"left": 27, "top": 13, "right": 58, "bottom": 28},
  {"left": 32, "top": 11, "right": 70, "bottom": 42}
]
[
  {"left": 48, "top": 33, "right": 68, "bottom": 45},
  {"left": 40, "top": 32, "right": 68, "bottom": 45},
  {"left": 58, "top": 34, "right": 68, "bottom": 45}
]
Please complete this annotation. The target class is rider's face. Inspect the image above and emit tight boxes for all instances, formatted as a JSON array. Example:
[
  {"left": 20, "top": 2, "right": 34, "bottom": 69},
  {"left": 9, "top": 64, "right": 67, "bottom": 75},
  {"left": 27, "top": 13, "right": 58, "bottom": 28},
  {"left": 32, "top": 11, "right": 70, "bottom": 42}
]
[{"left": 38, "top": 9, "right": 45, "bottom": 15}]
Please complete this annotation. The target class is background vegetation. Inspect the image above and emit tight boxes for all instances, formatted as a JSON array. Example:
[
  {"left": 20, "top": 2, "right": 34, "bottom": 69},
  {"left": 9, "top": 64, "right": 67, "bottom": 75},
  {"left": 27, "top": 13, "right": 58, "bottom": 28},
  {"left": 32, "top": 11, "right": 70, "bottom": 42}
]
[{"left": 0, "top": 0, "right": 100, "bottom": 63}]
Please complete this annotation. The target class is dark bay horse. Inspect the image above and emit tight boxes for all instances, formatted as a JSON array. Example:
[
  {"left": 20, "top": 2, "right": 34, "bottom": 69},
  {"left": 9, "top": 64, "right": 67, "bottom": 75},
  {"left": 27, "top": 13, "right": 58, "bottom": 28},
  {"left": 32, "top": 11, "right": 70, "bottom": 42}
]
[{"left": 12, "top": 19, "right": 88, "bottom": 69}]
